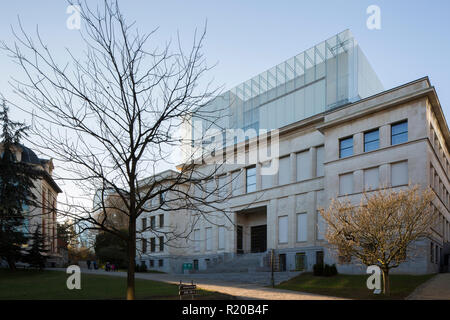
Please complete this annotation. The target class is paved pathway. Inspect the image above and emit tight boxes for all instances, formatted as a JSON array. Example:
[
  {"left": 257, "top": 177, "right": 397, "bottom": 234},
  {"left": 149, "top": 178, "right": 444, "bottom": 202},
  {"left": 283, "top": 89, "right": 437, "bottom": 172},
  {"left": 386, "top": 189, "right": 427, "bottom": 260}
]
[
  {"left": 53, "top": 268, "right": 342, "bottom": 300},
  {"left": 407, "top": 274, "right": 450, "bottom": 300}
]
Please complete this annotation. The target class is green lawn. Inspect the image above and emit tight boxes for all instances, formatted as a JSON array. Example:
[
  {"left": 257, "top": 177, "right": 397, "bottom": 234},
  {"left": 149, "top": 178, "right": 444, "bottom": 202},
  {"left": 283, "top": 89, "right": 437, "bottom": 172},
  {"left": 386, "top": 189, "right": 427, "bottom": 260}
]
[
  {"left": 0, "top": 269, "right": 233, "bottom": 300},
  {"left": 275, "top": 273, "right": 435, "bottom": 300}
]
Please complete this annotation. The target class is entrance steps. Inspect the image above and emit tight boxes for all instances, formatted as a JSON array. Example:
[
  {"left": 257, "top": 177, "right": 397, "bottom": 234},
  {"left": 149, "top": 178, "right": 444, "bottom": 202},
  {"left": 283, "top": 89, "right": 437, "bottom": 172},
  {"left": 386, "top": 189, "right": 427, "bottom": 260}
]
[{"left": 198, "top": 252, "right": 271, "bottom": 273}]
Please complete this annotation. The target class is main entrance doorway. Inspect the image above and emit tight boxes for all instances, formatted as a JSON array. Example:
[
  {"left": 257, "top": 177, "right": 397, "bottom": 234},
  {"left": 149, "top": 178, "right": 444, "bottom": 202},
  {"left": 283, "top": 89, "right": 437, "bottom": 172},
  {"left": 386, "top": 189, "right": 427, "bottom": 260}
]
[
  {"left": 251, "top": 225, "right": 267, "bottom": 253},
  {"left": 235, "top": 206, "right": 267, "bottom": 254}
]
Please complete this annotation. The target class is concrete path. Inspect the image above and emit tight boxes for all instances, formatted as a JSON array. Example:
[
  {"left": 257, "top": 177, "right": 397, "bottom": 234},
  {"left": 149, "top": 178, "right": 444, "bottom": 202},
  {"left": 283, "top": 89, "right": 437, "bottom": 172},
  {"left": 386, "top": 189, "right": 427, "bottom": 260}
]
[
  {"left": 407, "top": 274, "right": 450, "bottom": 300},
  {"left": 53, "top": 268, "right": 342, "bottom": 300}
]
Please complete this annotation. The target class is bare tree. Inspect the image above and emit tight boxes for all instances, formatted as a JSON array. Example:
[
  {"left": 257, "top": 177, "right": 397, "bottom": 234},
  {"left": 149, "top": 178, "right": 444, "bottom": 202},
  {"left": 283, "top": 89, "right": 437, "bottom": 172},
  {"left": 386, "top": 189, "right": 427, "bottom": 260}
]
[
  {"left": 2, "top": 0, "right": 231, "bottom": 299},
  {"left": 319, "top": 185, "right": 437, "bottom": 295}
]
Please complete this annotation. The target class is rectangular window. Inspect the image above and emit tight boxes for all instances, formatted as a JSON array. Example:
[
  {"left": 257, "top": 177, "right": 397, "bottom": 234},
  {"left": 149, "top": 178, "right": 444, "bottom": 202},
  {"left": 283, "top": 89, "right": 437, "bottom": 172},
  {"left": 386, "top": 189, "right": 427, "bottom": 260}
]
[
  {"left": 339, "top": 173, "right": 353, "bottom": 195},
  {"left": 158, "top": 259, "right": 163, "bottom": 267},
  {"left": 149, "top": 260, "right": 154, "bottom": 267},
  {"left": 193, "top": 259, "right": 199, "bottom": 270},
  {"left": 296, "top": 213, "right": 307, "bottom": 242},
  {"left": 231, "top": 170, "right": 241, "bottom": 196},
  {"left": 316, "top": 251, "right": 324, "bottom": 265},
  {"left": 194, "top": 229, "right": 200, "bottom": 252},
  {"left": 205, "top": 227, "right": 212, "bottom": 251},
  {"left": 430, "top": 242, "right": 434, "bottom": 263},
  {"left": 159, "top": 192, "right": 166, "bottom": 205},
  {"left": 141, "top": 218, "right": 147, "bottom": 231},
  {"left": 261, "top": 161, "right": 273, "bottom": 189},
  {"left": 316, "top": 146, "right": 324, "bottom": 177},
  {"left": 278, "top": 156, "right": 291, "bottom": 185},
  {"left": 218, "top": 226, "right": 225, "bottom": 249},
  {"left": 246, "top": 166, "right": 256, "bottom": 193},
  {"left": 150, "top": 238, "right": 156, "bottom": 252},
  {"left": 278, "top": 216, "right": 288, "bottom": 244},
  {"left": 159, "top": 214, "right": 164, "bottom": 228},
  {"left": 142, "top": 239, "right": 147, "bottom": 253},
  {"left": 391, "top": 161, "right": 408, "bottom": 186},
  {"left": 391, "top": 120, "right": 408, "bottom": 145},
  {"left": 218, "top": 175, "right": 227, "bottom": 198},
  {"left": 296, "top": 150, "right": 311, "bottom": 181},
  {"left": 150, "top": 216, "right": 156, "bottom": 229},
  {"left": 295, "top": 252, "right": 306, "bottom": 271},
  {"left": 364, "top": 129, "right": 379, "bottom": 152},
  {"left": 317, "top": 211, "right": 325, "bottom": 240},
  {"left": 364, "top": 167, "right": 379, "bottom": 191},
  {"left": 339, "top": 137, "right": 353, "bottom": 158},
  {"left": 159, "top": 236, "right": 164, "bottom": 252}
]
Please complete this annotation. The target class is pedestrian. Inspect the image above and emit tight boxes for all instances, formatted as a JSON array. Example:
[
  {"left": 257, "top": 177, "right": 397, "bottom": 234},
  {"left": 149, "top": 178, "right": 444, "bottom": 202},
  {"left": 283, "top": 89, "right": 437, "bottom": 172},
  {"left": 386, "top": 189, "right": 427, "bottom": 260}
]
[
  {"left": 93, "top": 260, "right": 98, "bottom": 270},
  {"left": 105, "top": 262, "right": 110, "bottom": 272},
  {"left": 86, "top": 260, "right": 91, "bottom": 270}
]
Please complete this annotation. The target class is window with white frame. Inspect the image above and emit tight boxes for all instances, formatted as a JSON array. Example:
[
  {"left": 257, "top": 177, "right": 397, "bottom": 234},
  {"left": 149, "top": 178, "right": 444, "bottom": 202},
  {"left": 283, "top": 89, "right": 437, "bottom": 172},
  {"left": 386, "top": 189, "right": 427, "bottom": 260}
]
[
  {"left": 278, "top": 216, "right": 288, "bottom": 244},
  {"left": 246, "top": 166, "right": 256, "bottom": 193},
  {"left": 296, "top": 213, "right": 307, "bottom": 242},
  {"left": 391, "top": 120, "right": 408, "bottom": 145}
]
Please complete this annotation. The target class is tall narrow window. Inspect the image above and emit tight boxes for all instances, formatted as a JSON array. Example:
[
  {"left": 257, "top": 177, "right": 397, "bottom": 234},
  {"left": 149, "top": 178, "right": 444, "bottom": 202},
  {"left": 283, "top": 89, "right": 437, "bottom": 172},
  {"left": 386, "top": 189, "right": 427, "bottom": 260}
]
[
  {"left": 364, "top": 167, "right": 379, "bottom": 191},
  {"left": 141, "top": 218, "right": 147, "bottom": 231},
  {"left": 218, "top": 226, "right": 225, "bottom": 249},
  {"left": 391, "top": 161, "right": 408, "bottom": 186},
  {"left": 150, "top": 238, "right": 156, "bottom": 252},
  {"left": 142, "top": 239, "right": 147, "bottom": 253},
  {"left": 159, "top": 236, "right": 164, "bottom": 252},
  {"left": 296, "top": 150, "right": 311, "bottom": 181},
  {"left": 231, "top": 170, "right": 241, "bottom": 196},
  {"left": 339, "top": 173, "right": 353, "bottom": 195},
  {"left": 246, "top": 166, "right": 256, "bottom": 193},
  {"left": 296, "top": 213, "right": 307, "bottom": 242},
  {"left": 194, "top": 229, "right": 200, "bottom": 252},
  {"left": 339, "top": 137, "right": 353, "bottom": 158},
  {"left": 205, "top": 227, "right": 212, "bottom": 251},
  {"left": 278, "top": 216, "right": 288, "bottom": 244},
  {"left": 364, "top": 129, "right": 379, "bottom": 152},
  {"left": 278, "top": 156, "right": 290, "bottom": 185},
  {"left": 391, "top": 120, "right": 408, "bottom": 145},
  {"left": 159, "top": 214, "right": 164, "bottom": 228},
  {"left": 317, "top": 211, "right": 325, "bottom": 240},
  {"left": 316, "top": 146, "right": 325, "bottom": 177},
  {"left": 150, "top": 216, "right": 155, "bottom": 229}
]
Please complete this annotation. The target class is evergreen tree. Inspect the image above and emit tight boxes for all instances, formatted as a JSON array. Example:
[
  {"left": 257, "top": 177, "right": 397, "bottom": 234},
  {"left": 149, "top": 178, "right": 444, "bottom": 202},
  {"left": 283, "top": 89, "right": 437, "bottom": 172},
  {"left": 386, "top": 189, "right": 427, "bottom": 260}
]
[
  {"left": 0, "top": 102, "right": 38, "bottom": 270},
  {"left": 25, "top": 225, "right": 49, "bottom": 270}
]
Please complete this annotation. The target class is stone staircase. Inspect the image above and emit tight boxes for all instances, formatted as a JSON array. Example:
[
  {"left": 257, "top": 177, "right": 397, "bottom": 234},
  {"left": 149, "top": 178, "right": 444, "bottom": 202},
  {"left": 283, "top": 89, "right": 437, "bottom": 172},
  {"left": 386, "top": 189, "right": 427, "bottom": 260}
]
[{"left": 198, "top": 252, "right": 270, "bottom": 273}]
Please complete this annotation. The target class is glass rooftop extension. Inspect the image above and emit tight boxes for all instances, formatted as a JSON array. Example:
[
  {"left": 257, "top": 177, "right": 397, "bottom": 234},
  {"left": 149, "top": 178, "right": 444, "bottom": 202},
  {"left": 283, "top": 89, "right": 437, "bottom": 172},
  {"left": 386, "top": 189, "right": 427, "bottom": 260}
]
[{"left": 187, "top": 30, "right": 383, "bottom": 151}]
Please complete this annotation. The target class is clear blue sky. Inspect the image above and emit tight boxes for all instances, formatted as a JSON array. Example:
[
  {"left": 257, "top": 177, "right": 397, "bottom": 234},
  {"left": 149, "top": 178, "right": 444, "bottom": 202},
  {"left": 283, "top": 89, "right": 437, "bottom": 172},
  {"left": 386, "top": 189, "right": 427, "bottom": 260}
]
[
  {"left": 1, "top": 0, "right": 449, "bottom": 201},
  {"left": 1, "top": 0, "right": 449, "bottom": 120}
]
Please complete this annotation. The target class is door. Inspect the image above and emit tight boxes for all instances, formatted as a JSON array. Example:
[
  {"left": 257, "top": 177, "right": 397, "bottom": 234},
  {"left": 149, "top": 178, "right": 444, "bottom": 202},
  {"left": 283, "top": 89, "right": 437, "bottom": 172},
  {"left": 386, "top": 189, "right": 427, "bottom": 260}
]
[
  {"left": 237, "top": 225, "right": 243, "bottom": 254},
  {"left": 251, "top": 225, "right": 267, "bottom": 253},
  {"left": 295, "top": 252, "right": 306, "bottom": 271},
  {"left": 279, "top": 253, "right": 286, "bottom": 271}
]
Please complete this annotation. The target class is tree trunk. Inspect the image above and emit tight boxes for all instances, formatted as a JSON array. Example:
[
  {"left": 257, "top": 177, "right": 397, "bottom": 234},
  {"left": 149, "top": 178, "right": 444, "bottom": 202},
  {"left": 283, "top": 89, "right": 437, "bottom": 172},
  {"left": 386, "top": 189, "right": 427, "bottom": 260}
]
[
  {"left": 7, "top": 258, "right": 16, "bottom": 271},
  {"left": 382, "top": 268, "right": 390, "bottom": 296},
  {"left": 126, "top": 219, "right": 136, "bottom": 300}
]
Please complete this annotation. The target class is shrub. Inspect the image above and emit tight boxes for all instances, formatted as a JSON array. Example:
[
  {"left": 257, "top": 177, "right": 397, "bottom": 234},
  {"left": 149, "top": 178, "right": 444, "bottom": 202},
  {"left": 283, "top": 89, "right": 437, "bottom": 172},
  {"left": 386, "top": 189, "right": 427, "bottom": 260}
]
[
  {"left": 313, "top": 263, "right": 324, "bottom": 276},
  {"left": 322, "top": 264, "right": 338, "bottom": 277}
]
